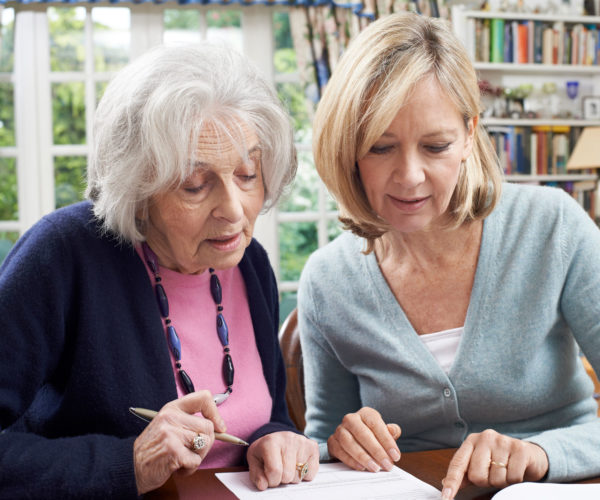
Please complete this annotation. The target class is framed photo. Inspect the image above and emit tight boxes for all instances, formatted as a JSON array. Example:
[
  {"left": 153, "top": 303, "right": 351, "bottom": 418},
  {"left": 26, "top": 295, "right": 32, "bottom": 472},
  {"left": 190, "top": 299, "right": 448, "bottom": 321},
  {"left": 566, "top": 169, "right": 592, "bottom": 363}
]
[{"left": 583, "top": 96, "right": 600, "bottom": 120}]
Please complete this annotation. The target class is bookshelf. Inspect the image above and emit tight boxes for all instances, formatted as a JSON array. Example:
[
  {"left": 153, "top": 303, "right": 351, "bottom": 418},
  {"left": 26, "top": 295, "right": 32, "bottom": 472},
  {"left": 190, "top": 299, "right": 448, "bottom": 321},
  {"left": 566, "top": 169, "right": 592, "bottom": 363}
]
[{"left": 452, "top": 7, "right": 600, "bottom": 218}]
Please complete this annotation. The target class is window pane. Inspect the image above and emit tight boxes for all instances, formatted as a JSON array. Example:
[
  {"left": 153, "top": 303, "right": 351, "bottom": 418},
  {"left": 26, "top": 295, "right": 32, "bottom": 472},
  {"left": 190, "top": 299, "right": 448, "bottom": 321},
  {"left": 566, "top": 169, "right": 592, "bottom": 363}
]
[
  {"left": 0, "top": 82, "right": 14, "bottom": 147},
  {"left": 164, "top": 9, "right": 201, "bottom": 45},
  {"left": 92, "top": 7, "right": 130, "bottom": 72},
  {"left": 279, "top": 221, "right": 317, "bottom": 282},
  {"left": 279, "top": 151, "right": 318, "bottom": 212},
  {"left": 0, "top": 157, "right": 17, "bottom": 220},
  {"left": 52, "top": 82, "right": 86, "bottom": 145},
  {"left": 0, "top": 8, "right": 14, "bottom": 73},
  {"left": 49, "top": 7, "right": 86, "bottom": 72},
  {"left": 54, "top": 156, "right": 86, "bottom": 208},
  {"left": 279, "top": 291, "right": 297, "bottom": 325},
  {"left": 277, "top": 82, "right": 313, "bottom": 144},
  {"left": 0, "top": 231, "right": 19, "bottom": 265},
  {"left": 206, "top": 10, "right": 242, "bottom": 51},
  {"left": 273, "top": 12, "right": 296, "bottom": 74}
]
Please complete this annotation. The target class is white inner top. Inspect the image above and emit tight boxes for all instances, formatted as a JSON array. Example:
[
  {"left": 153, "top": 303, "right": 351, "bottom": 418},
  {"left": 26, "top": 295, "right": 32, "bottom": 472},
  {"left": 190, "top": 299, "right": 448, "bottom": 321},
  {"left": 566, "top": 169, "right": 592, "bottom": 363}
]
[{"left": 419, "top": 326, "right": 464, "bottom": 373}]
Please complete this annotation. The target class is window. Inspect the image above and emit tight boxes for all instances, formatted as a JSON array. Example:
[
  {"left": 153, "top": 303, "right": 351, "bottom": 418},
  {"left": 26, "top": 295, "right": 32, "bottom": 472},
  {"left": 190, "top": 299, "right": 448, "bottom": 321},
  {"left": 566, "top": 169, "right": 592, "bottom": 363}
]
[{"left": 4, "top": 3, "right": 339, "bottom": 316}]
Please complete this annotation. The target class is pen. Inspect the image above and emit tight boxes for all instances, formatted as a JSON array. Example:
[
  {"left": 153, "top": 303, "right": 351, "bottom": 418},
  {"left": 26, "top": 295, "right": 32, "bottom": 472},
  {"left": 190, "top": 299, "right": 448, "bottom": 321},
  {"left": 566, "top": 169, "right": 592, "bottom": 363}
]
[{"left": 128, "top": 407, "right": 249, "bottom": 446}]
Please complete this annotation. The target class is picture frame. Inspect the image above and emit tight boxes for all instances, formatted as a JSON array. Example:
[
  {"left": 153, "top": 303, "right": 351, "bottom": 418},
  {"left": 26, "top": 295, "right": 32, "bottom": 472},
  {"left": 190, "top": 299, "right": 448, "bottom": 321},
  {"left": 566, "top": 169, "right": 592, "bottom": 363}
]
[{"left": 582, "top": 96, "right": 600, "bottom": 120}]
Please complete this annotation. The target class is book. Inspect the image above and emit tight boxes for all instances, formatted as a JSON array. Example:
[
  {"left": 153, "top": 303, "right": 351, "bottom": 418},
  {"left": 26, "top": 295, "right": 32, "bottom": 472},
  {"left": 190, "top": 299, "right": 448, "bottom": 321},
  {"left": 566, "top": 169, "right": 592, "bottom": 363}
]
[
  {"left": 517, "top": 22, "right": 528, "bottom": 63},
  {"left": 490, "top": 18, "right": 505, "bottom": 63}
]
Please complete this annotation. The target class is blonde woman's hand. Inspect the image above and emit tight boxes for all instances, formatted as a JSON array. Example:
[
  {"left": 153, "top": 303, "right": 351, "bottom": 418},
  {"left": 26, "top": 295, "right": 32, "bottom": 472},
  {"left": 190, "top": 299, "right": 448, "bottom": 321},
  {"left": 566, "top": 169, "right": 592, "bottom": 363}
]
[
  {"left": 247, "top": 431, "right": 319, "bottom": 490},
  {"left": 441, "top": 429, "right": 549, "bottom": 500},
  {"left": 132, "top": 390, "right": 226, "bottom": 494},
  {"left": 327, "top": 406, "right": 401, "bottom": 472}
]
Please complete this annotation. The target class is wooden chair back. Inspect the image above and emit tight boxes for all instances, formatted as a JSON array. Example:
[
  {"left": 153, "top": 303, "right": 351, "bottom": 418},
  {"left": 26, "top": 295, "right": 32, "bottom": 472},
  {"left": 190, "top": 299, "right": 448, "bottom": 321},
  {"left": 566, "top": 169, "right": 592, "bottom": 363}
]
[{"left": 278, "top": 308, "right": 306, "bottom": 431}]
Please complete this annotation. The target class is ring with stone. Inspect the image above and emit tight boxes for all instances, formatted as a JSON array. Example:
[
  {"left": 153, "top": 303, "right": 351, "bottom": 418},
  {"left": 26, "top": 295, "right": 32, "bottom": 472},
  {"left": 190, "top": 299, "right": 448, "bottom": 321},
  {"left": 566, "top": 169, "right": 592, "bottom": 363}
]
[
  {"left": 192, "top": 433, "right": 207, "bottom": 452},
  {"left": 296, "top": 462, "right": 309, "bottom": 480}
]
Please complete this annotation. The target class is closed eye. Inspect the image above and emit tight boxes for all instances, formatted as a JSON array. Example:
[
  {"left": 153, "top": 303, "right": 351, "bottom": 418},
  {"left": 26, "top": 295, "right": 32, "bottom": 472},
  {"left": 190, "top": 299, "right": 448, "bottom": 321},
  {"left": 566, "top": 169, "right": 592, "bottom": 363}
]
[
  {"left": 425, "top": 143, "right": 451, "bottom": 153},
  {"left": 238, "top": 174, "right": 258, "bottom": 182},
  {"left": 183, "top": 185, "right": 206, "bottom": 194},
  {"left": 369, "top": 144, "right": 394, "bottom": 155}
]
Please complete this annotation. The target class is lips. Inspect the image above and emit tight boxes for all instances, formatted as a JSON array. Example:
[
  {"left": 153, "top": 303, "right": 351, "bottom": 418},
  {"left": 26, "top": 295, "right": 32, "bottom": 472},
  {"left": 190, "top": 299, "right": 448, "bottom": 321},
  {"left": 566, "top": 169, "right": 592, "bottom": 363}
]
[
  {"left": 389, "top": 195, "right": 430, "bottom": 212},
  {"left": 207, "top": 233, "right": 242, "bottom": 251}
]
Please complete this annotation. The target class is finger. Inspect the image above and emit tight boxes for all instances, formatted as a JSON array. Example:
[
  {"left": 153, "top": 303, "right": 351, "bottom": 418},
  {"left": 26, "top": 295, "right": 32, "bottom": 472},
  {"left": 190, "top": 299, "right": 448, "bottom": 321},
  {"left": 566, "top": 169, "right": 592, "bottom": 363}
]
[
  {"left": 441, "top": 440, "right": 474, "bottom": 500},
  {"left": 301, "top": 439, "right": 320, "bottom": 482},
  {"left": 281, "top": 441, "right": 297, "bottom": 484},
  {"left": 344, "top": 410, "right": 396, "bottom": 470},
  {"left": 260, "top": 445, "right": 284, "bottom": 488},
  {"left": 505, "top": 442, "right": 527, "bottom": 485},
  {"left": 333, "top": 425, "right": 381, "bottom": 472},
  {"left": 171, "top": 390, "right": 226, "bottom": 432},
  {"left": 247, "top": 453, "right": 269, "bottom": 491},
  {"left": 327, "top": 433, "right": 366, "bottom": 471}
]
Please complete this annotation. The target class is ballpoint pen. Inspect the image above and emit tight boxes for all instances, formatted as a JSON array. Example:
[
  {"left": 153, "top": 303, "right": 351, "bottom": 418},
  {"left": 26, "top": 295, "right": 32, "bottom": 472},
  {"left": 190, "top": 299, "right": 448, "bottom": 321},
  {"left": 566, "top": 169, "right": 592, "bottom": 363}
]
[{"left": 128, "top": 407, "right": 249, "bottom": 446}]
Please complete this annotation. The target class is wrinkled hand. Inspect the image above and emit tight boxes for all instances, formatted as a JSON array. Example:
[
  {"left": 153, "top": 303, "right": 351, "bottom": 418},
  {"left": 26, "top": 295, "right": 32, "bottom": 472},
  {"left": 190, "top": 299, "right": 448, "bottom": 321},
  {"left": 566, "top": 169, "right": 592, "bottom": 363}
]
[
  {"left": 327, "top": 407, "right": 401, "bottom": 473},
  {"left": 133, "top": 390, "right": 226, "bottom": 494},
  {"left": 247, "top": 431, "right": 319, "bottom": 490},
  {"left": 441, "top": 429, "right": 549, "bottom": 500}
]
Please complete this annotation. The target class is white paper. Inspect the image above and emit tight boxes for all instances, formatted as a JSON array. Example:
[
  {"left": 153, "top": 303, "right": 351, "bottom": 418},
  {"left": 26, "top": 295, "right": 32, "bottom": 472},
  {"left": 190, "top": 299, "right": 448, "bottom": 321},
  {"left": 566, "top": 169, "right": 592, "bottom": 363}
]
[
  {"left": 215, "top": 462, "right": 441, "bottom": 499},
  {"left": 492, "top": 482, "right": 600, "bottom": 500}
]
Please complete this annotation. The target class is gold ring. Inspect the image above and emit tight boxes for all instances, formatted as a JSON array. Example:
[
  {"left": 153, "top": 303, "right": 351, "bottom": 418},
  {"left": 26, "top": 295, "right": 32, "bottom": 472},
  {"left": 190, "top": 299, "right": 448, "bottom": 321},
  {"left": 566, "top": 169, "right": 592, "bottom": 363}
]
[
  {"left": 490, "top": 460, "right": 508, "bottom": 468},
  {"left": 296, "top": 462, "right": 309, "bottom": 480}
]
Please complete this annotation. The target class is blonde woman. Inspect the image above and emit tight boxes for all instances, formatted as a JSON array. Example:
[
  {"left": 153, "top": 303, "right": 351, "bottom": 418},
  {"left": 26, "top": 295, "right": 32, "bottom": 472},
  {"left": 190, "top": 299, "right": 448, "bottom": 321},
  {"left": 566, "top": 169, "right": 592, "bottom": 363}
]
[{"left": 298, "top": 12, "right": 600, "bottom": 500}]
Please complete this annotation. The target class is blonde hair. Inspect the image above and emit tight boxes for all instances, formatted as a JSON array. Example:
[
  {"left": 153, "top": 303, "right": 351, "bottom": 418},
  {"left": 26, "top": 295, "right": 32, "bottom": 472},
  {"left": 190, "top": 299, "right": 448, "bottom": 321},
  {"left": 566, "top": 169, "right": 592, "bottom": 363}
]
[
  {"left": 87, "top": 43, "right": 296, "bottom": 244},
  {"left": 313, "top": 12, "right": 502, "bottom": 252}
]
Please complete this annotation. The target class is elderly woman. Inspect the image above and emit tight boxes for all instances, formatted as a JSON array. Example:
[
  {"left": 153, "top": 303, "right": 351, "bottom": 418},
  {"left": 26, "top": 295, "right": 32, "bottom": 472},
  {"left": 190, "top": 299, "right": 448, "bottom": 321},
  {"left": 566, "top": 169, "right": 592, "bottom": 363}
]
[
  {"left": 0, "top": 44, "right": 318, "bottom": 498},
  {"left": 298, "top": 12, "right": 600, "bottom": 500}
]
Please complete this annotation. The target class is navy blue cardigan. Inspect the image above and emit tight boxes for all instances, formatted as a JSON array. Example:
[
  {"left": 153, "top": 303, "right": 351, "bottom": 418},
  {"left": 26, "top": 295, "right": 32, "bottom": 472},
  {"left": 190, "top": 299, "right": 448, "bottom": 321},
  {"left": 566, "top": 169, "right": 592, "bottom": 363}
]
[{"left": 0, "top": 202, "right": 297, "bottom": 498}]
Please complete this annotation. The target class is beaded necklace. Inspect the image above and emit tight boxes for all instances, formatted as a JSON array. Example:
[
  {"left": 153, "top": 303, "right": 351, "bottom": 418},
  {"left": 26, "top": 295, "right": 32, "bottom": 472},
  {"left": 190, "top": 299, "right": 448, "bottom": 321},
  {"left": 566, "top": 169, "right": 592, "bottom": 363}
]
[{"left": 142, "top": 243, "right": 234, "bottom": 404}]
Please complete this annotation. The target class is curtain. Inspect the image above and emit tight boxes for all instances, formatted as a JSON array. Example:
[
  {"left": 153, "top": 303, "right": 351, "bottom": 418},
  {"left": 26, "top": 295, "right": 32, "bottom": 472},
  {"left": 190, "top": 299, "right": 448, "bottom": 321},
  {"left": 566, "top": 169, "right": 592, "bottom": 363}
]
[{"left": 289, "top": 0, "right": 449, "bottom": 116}]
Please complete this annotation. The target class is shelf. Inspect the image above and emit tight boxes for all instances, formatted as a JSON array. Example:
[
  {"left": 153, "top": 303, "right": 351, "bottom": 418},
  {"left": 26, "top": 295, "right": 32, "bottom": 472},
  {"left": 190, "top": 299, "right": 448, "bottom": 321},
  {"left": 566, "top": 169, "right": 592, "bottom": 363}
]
[
  {"left": 483, "top": 118, "right": 600, "bottom": 127},
  {"left": 505, "top": 174, "right": 598, "bottom": 182},
  {"left": 463, "top": 10, "right": 600, "bottom": 24},
  {"left": 473, "top": 63, "right": 600, "bottom": 74}
]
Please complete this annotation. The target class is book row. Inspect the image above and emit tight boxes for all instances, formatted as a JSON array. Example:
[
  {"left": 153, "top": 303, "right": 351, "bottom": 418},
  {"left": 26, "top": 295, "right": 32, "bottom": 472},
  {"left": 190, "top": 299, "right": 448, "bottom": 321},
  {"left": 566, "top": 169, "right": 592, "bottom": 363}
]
[
  {"left": 468, "top": 18, "right": 600, "bottom": 65},
  {"left": 488, "top": 125, "right": 585, "bottom": 175}
]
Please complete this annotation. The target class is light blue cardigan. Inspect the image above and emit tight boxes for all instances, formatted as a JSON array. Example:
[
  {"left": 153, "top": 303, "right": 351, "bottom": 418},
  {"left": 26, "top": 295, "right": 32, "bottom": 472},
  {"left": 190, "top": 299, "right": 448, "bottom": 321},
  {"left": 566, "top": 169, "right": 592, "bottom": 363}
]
[{"left": 298, "top": 183, "right": 600, "bottom": 482}]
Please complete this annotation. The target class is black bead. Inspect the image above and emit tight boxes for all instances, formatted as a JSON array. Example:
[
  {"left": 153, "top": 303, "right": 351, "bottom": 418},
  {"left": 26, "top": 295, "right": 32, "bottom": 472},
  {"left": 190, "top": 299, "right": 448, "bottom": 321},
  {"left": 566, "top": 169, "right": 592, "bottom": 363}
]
[
  {"left": 165, "top": 318, "right": 171, "bottom": 325},
  {"left": 179, "top": 369, "right": 195, "bottom": 394},
  {"left": 175, "top": 361, "right": 182, "bottom": 368},
  {"left": 224, "top": 347, "right": 230, "bottom": 353},
  {"left": 223, "top": 354, "right": 234, "bottom": 386},
  {"left": 155, "top": 283, "right": 169, "bottom": 317},
  {"left": 217, "top": 305, "right": 224, "bottom": 312},
  {"left": 155, "top": 276, "right": 161, "bottom": 283},
  {"left": 210, "top": 273, "right": 222, "bottom": 304}
]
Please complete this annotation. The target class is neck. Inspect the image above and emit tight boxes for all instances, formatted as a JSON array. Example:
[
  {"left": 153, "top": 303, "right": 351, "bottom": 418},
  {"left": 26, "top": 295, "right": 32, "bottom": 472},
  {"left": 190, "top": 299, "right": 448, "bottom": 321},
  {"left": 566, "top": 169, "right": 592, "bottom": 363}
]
[{"left": 375, "top": 220, "right": 482, "bottom": 269}]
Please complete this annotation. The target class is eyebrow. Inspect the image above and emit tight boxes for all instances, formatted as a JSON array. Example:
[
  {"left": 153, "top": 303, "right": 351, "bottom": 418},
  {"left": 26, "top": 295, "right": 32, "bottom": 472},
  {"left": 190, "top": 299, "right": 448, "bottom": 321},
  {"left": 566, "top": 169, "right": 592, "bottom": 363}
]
[
  {"left": 192, "top": 144, "right": 261, "bottom": 169},
  {"left": 380, "top": 129, "right": 458, "bottom": 139}
]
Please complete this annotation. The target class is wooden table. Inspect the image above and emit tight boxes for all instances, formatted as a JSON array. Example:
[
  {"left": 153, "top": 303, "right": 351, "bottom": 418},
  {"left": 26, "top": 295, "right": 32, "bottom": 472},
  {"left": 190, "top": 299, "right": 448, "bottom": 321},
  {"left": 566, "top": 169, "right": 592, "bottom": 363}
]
[{"left": 146, "top": 448, "right": 600, "bottom": 499}]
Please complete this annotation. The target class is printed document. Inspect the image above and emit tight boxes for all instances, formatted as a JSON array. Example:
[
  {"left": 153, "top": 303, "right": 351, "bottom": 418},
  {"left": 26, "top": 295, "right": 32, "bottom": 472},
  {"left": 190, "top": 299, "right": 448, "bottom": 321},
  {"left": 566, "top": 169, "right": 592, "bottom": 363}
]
[{"left": 216, "top": 462, "right": 441, "bottom": 499}]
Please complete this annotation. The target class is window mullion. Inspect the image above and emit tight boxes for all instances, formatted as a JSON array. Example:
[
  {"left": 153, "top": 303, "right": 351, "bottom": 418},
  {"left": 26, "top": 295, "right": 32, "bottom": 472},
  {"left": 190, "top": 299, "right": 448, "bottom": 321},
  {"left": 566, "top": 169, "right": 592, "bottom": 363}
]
[
  {"left": 14, "top": 10, "right": 53, "bottom": 231},
  {"left": 241, "top": 6, "right": 280, "bottom": 277},
  {"left": 85, "top": 7, "right": 95, "bottom": 167}
]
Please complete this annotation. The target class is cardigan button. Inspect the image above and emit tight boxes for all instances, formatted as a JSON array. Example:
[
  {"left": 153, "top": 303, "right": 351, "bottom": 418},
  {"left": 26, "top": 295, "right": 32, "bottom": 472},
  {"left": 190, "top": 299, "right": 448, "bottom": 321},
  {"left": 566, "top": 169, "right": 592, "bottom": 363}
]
[{"left": 443, "top": 388, "right": 452, "bottom": 398}]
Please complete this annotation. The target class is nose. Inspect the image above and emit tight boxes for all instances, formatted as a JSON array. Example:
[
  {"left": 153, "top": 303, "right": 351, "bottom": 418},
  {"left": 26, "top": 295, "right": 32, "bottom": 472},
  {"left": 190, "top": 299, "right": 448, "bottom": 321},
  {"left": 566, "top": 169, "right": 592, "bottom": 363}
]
[
  {"left": 391, "top": 151, "right": 426, "bottom": 188},
  {"left": 212, "top": 180, "right": 244, "bottom": 223}
]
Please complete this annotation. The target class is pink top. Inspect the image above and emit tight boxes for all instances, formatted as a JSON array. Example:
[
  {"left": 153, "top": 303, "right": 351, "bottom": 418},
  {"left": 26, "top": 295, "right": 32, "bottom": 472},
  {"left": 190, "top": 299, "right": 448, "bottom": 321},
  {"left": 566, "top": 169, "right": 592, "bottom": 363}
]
[{"left": 136, "top": 246, "right": 273, "bottom": 469}]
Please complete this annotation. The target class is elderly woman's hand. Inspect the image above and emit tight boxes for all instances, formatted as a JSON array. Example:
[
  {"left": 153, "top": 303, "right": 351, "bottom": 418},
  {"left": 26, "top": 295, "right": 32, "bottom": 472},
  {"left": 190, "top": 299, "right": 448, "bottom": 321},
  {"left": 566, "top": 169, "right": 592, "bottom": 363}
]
[
  {"left": 441, "top": 429, "right": 549, "bottom": 500},
  {"left": 327, "top": 406, "right": 401, "bottom": 472},
  {"left": 247, "top": 431, "right": 319, "bottom": 490},
  {"left": 132, "top": 390, "right": 226, "bottom": 494}
]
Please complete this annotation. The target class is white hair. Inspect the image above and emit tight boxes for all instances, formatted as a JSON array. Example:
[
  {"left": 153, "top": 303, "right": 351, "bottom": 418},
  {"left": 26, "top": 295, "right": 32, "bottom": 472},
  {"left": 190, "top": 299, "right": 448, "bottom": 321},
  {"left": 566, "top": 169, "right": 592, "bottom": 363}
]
[{"left": 86, "top": 43, "right": 297, "bottom": 244}]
